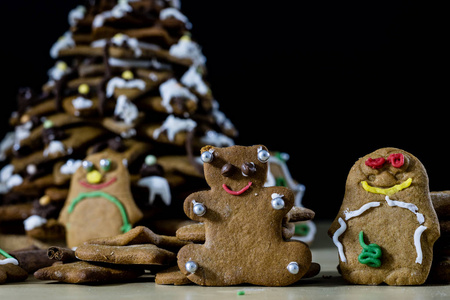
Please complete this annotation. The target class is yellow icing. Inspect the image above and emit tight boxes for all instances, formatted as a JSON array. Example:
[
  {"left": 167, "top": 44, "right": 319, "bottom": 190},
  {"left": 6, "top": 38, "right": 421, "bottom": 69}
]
[
  {"left": 86, "top": 170, "right": 102, "bottom": 184},
  {"left": 56, "top": 61, "right": 68, "bottom": 71},
  {"left": 361, "top": 178, "right": 412, "bottom": 196}
]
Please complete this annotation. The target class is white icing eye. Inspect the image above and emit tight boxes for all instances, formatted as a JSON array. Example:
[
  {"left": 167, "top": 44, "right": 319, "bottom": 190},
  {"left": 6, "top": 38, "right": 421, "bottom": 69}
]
[
  {"left": 82, "top": 160, "right": 94, "bottom": 172},
  {"left": 200, "top": 150, "right": 213, "bottom": 163},
  {"left": 100, "top": 158, "right": 111, "bottom": 171},
  {"left": 287, "top": 262, "right": 299, "bottom": 274},
  {"left": 185, "top": 261, "right": 198, "bottom": 273},
  {"left": 257, "top": 149, "right": 270, "bottom": 163}
]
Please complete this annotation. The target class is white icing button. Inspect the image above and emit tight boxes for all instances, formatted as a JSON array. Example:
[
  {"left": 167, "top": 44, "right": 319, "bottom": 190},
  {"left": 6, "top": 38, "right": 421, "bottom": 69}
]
[
  {"left": 185, "top": 261, "right": 198, "bottom": 273},
  {"left": 287, "top": 262, "right": 299, "bottom": 274},
  {"left": 192, "top": 201, "right": 206, "bottom": 216},
  {"left": 200, "top": 151, "right": 213, "bottom": 163},
  {"left": 271, "top": 197, "right": 285, "bottom": 210}
]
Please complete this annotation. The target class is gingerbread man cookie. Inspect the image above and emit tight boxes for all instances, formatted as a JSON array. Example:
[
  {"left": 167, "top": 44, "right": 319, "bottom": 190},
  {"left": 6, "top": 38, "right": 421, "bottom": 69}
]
[
  {"left": 328, "top": 147, "right": 440, "bottom": 285},
  {"left": 59, "top": 150, "right": 143, "bottom": 248},
  {"left": 177, "top": 145, "right": 312, "bottom": 286}
]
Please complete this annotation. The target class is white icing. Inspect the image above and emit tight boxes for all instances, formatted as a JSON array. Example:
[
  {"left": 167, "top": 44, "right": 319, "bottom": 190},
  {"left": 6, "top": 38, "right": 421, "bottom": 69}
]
[
  {"left": 114, "top": 95, "right": 139, "bottom": 125},
  {"left": 68, "top": 5, "right": 86, "bottom": 26},
  {"left": 47, "top": 61, "right": 71, "bottom": 82},
  {"left": 181, "top": 66, "right": 209, "bottom": 95},
  {"left": 271, "top": 193, "right": 284, "bottom": 200},
  {"left": 23, "top": 215, "right": 47, "bottom": 231},
  {"left": 264, "top": 154, "right": 305, "bottom": 207},
  {"left": 60, "top": 159, "right": 82, "bottom": 175},
  {"left": 26, "top": 164, "right": 37, "bottom": 175},
  {"left": 106, "top": 77, "right": 146, "bottom": 98},
  {"left": 109, "top": 34, "right": 161, "bottom": 57},
  {"left": 385, "top": 196, "right": 425, "bottom": 224},
  {"left": 159, "top": 78, "right": 198, "bottom": 113},
  {"left": 0, "top": 258, "right": 19, "bottom": 266},
  {"left": 211, "top": 100, "right": 235, "bottom": 131},
  {"left": 72, "top": 96, "right": 93, "bottom": 110},
  {"left": 333, "top": 217, "right": 348, "bottom": 263},
  {"left": 169, "top": 38, "right": 206, "bottom": 66},
  {"left": 414, "top": 225, "right": 427, "bottom": 264},
  {"left": 14, "top": 121, "right": 33, "bottom": 147},
  {"left": 120, "top": 128, "right": 136, "bottom": 138},
  {"left": 153, "top": 115, "right": 196, "bottom": 142},
  {"left": 137, "top": 176, "right": 171, "bottom": 206},
  {"left": 93, "top": 2, "right": 132, "bottom": 28},
  {"left": 0, "top": 164, "right": 23, "bottom": 194},
  {"left": 50, "top": 31, "right": 75, "bottom": 59},
  {"left": 43, "top": 140, "right": 65, "bottom": 157},
  {"left": 108, "top": 57, "right": 171, "bottom": 70},
  {"left": 0, "top": 164, "right": 14, "bottom": 183},
  {"left": 159, "top": 8, "right": 192, "bottom": 29},
  {"left": 200, "top": 130, "right": 234, "bottom": 147},
  {"left": 290, "top": 220, "right": 317, "bottom": 244},
  {"left": 0, "top": 131, "right": 14, "bottom": 161},
  {"left": 344, "top": 202, "right": 381, "bottom": 221}
]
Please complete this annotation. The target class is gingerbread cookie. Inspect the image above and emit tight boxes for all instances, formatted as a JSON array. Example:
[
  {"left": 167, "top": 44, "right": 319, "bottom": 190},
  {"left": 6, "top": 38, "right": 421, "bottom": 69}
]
[
  {"left": 328, "top": 147, "right": 440, "bottom": 285},
  {"left": 34, "top": 261, "right": 143, "bottom": 284},
  {"left": 177, "top": 145, "right": 313, "bottom": 286},
  {"left": 0, "top": 249, "right": 28, "bottom": 284},
  {"left": 59, "top": 151, "right": 143, "bottom": 247}
]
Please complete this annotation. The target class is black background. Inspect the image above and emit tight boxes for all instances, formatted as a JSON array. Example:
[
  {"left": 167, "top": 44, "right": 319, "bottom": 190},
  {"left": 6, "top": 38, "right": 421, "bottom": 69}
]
[{"left": 0, "top": 1, "right": 446, "bottom": 220}]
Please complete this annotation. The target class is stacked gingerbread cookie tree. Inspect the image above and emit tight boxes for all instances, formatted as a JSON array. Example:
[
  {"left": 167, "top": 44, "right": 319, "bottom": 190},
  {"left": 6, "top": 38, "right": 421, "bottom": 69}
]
[{"left": 0, "top": 0, "right": 237, "bottom": 248}]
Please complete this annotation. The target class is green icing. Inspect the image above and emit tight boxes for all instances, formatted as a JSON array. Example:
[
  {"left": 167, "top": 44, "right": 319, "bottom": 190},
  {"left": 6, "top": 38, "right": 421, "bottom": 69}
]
[{"left": 358, "top": 231, "right": 382, "bottom": 268}]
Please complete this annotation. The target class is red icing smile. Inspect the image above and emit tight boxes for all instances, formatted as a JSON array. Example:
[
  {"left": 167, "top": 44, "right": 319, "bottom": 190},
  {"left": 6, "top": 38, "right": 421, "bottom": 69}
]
[
  {"left": 79, "top": 177, "right": 117, "bottom": 190},
  {"left": 222, "top": 182, "right": 252, "bottom": 196}
]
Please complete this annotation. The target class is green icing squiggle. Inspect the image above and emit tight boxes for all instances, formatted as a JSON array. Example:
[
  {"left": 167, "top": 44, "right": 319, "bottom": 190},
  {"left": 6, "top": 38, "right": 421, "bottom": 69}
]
[{"left": 358, "top": 231, "right": 382, "bottom": 268}]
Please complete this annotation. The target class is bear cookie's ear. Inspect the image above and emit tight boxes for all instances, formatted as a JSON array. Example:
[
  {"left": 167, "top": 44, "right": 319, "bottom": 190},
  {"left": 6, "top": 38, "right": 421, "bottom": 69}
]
[{"left": 177, "top": 145, "right": 316, "bottom": 287}]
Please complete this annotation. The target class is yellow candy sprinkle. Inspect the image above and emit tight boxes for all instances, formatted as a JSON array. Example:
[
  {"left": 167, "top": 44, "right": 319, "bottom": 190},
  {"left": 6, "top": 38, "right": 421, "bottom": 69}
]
[
  {"left": 180, "top": 34, "right": 191, "bottom": 42},
  {"left": 39, "top": 195, "right": 51, "bottom": 206},
  {"left": 78, "top": 83, "right": 90, "bottom": 95},
  {"left": 113, "top": 33, "right": 124, "bottom": 39},
  {"left": 122, "top": 70, "right": 134, "bottom": 80},
  {"left": 56, "top": 61, "right": 68, "bottom": 71},
  {"left": 86, "top": 170, "right": 102, "bottom": 184},
  {"left": 361, "top": 178, "right": 412, "bottom": 196}
]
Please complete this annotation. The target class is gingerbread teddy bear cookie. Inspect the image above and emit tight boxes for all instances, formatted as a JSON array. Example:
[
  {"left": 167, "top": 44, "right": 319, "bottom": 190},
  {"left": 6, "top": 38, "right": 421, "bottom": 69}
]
[
  {"left": 177, "top": 145, "right": 312, "bottom": 286},
  {"left": 328, "top": 147, "right": 440, "bottom": 285}
]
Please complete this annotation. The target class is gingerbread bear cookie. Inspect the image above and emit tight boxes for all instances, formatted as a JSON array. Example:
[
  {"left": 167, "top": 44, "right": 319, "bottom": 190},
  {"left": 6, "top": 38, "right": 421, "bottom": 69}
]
[
  {"left": 328, "top": 147, "right": 440, "bottom": 285},
  {"left": 59, "top": 150, "right": 143, "bottom": 248},
  {"left": 177, "top": 145, "right": 312, "bottom": 286}
]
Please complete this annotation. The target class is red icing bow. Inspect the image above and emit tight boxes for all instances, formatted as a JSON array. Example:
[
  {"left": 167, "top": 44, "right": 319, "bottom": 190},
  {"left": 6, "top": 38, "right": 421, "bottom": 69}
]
[{"left": 365, "top": 153, "right": 404, "bottom": 169}]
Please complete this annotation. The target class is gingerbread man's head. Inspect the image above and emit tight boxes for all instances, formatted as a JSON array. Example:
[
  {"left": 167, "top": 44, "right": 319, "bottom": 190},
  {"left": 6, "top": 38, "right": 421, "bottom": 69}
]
[{"left": 200, "top": 145, "right": 270, "bottom": 195}]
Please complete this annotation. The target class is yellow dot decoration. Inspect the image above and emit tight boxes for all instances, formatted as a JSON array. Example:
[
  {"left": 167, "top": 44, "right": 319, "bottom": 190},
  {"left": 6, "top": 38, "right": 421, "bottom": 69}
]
[
  {"left": 122, "top": 70, "right": 134, "bottom": 80},
  {"left": 78, "top": 83, "right": 90, "bottom": 95},
  {"left": 86, "top": 170, "right": 102, "bottom": 184},
  {"left": 56, "top": 61, "right": 68, "bottom": 71}
]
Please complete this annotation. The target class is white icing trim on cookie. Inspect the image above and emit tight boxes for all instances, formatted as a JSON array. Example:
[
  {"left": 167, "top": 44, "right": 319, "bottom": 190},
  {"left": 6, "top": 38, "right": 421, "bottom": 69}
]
[
  {"left": 385, "top": 196, "right": 424, "bottom": 224},
  {"left": 414, "top": 225, "right": 427, "bottom": 264},
  {"left": 344, "top": 202, "right": 380, "bottom": 221},
  {"left": 0, "top": 258, "right": 19, "bottom": 266},
  {"left": 152, "top": 115, "right": 196, "bottom": 142},
  {"left": 333, "top": 217, "right": 347, "bottom": 263}
]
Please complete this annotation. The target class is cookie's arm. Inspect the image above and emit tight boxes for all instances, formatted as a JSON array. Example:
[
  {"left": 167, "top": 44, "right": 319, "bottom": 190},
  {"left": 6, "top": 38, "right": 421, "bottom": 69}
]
[
  {"left": 183, "top": 191, "right": 210, "bottom": 222},
  {"left": 264, "top": 186, "right": 295, "bottom": 215}
]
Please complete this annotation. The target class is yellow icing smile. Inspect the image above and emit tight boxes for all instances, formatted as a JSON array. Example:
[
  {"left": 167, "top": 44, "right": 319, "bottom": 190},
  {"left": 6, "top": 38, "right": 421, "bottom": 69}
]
[{"left": 361, "top": 178, "right": 412, "bottom": 196}]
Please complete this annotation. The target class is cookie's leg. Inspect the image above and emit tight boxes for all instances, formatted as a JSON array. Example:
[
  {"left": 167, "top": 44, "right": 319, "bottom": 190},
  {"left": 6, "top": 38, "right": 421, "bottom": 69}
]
[
  {"left": 251, "top": 241, "right": 312, "bottom": 286},
  {"left": 177, "top": 243, "right": 229, "bottom": 286}
]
